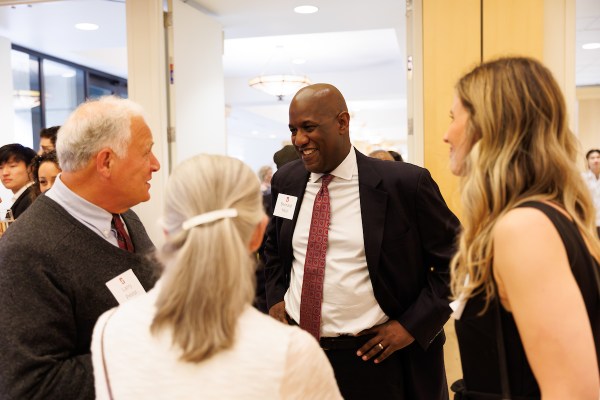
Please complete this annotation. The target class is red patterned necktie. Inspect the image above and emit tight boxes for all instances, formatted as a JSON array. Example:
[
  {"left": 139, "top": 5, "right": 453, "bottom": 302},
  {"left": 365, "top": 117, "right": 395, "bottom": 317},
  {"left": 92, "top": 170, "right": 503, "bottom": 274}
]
[
  {"left": 299, "top": 174, "right": 334, "bottom": 340},
  {"left": 111, "top": 214, "right": 135, "bottom": 253}
]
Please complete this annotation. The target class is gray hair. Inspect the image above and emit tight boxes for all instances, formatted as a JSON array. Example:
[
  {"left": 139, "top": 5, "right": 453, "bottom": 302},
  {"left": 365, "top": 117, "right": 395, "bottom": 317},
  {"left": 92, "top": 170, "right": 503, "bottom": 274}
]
[
  {"left": 56, "top": 96, "right": 145, "bottom": 172},
  {"left": 152, "top": 154, "right": 264, "bottom": 362}
]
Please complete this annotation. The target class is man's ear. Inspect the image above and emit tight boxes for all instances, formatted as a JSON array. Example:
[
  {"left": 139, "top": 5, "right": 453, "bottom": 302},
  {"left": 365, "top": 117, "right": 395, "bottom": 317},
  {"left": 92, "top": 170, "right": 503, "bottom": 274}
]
[
  {"left": 96, "top": 148, "right": 113, "bottom": 178},
  {"left": 26, "top": 162, "right": 35, "bottom": 181},
  {"left": 337, "top": 111, "right": 350, "bottom": 134}
]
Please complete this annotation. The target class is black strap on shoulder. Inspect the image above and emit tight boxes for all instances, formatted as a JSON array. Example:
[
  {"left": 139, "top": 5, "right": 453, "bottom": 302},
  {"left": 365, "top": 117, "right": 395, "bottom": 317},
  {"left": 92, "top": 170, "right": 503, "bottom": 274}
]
[{"left": 493, "top": 294, "right": 512, "bottom": 400}]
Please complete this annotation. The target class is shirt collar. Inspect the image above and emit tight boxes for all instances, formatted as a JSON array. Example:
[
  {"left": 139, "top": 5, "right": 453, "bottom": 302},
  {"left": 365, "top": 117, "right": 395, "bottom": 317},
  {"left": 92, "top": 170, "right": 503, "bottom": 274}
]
[
  {"left": 45, "top": 174, "right": 114, "bottom": 237},
  {"left": 11, "top": 182, "right": 34, "bottom": 203},
  {"left": 309, "top": 147, "right": 357, "bottom": 183}
]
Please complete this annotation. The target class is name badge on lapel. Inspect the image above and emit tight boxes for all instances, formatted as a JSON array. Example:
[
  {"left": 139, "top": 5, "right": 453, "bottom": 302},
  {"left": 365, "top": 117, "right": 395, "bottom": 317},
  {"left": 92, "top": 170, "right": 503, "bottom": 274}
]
[
  {"left": 105, "top": 269, "right": 147, "bottom": 304},
  {"left": 273, "top": 193, "right": 298, "bottom": 220}
]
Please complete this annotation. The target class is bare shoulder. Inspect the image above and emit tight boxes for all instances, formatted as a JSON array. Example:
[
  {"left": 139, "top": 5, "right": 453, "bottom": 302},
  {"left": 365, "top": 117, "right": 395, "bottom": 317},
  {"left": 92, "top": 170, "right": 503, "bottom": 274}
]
[
  {"left": 493, "top": 206, "right": 565, "bottom": 277},
  {"left": 493, "top": 206, "right": 556, "bottom": 242}
]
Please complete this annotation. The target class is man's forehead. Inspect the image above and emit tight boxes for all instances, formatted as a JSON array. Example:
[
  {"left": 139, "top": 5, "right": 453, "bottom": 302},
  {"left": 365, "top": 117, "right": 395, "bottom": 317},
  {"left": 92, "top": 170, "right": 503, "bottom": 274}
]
[{"left": 0, "top": 156, "right": 23, "bottom": 165}]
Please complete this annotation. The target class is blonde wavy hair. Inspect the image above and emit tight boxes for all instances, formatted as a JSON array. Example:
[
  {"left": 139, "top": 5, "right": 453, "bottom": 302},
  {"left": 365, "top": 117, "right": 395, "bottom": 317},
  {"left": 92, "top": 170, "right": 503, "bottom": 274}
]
[
  {"left": 450, "top": 57, "right": 600, "bottom": 309},
  {"left": 151, "top": 154, "right": 264, "bottom": 362}
]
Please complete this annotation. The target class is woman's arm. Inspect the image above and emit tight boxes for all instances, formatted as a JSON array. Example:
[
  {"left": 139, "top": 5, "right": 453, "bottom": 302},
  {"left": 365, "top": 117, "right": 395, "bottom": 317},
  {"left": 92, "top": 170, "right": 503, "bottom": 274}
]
[{"left": 493, "top": 207, "right": 599, "bottom": 400}]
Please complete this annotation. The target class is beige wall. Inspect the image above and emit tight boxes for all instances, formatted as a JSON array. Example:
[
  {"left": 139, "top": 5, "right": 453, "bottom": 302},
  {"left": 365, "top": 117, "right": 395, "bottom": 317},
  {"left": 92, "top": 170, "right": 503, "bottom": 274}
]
[
  {"left": 422, "top": 0, "right": 481, "bottom": 218},
  {"left": 420, "top": 0, "right": 573, "bottom": 218}
]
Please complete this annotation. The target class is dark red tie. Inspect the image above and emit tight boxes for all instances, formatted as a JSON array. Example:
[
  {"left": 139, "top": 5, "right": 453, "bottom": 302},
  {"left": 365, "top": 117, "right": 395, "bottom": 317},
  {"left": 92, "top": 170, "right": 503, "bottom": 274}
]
[
  {"left": 299, "top": 174, "right": 334, "bottom": 340},
  {"left": 111, "top": 214, "right": 134, "bottom": 253}
]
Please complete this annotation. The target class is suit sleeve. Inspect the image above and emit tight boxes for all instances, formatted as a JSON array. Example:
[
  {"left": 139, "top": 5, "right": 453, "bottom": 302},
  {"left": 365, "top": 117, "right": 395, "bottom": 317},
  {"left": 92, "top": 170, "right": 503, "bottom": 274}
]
[
  {"left": 397, "top": 169, "right": 460, "bottom": 349},
  {"left": 263, "top": 174, "right": 288, "bottom": 310}
]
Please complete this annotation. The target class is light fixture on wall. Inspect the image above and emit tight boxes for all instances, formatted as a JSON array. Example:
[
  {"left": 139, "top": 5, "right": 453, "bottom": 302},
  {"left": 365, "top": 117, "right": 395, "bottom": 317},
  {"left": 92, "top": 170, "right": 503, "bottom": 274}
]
[{"left": 248, "top": 45, "right": 312, "bottom": 101}]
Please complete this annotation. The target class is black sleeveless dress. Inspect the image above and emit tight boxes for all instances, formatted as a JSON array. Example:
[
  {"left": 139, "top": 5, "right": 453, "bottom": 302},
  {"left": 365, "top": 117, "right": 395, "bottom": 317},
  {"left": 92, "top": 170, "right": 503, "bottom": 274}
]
[{"left": 453, "top": 201, "right": 600, "bottom": 399}]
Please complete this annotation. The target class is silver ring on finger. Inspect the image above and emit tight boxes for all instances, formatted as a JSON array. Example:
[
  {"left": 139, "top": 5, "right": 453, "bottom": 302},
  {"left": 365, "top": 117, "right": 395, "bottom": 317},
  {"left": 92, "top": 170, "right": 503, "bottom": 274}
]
[{"left": 377, "top": 342, "right": 384, "bottom": 351}]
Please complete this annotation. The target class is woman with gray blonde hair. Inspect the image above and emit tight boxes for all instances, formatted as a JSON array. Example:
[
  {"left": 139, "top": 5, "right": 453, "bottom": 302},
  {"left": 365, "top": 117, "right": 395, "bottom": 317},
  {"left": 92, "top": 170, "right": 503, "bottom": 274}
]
[
  {"left": 445, "top": 57, "right": 600, "bottom": 399},
  {"left": 91, "top": 154, "right": 341, "bottom": 399}
]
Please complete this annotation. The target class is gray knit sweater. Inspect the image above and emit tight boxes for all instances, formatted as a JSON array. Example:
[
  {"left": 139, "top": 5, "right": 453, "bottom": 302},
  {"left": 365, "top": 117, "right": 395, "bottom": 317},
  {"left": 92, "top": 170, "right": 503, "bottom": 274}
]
[{"left": 0, "top": 195, "right": 158, "bottom": 400}]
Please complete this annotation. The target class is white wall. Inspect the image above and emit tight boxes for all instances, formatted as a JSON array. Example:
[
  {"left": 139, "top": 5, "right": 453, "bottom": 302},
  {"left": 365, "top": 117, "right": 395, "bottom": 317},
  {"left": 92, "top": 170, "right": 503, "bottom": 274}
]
[
  {"left": 0, "top": 36, "right": 15, "bottom": 147},
  {"left": 126, "top": 0, "right": 169, "bottom": 247},
  {"left": 172, "top": 0, "right": 226, "bottom": 163}
]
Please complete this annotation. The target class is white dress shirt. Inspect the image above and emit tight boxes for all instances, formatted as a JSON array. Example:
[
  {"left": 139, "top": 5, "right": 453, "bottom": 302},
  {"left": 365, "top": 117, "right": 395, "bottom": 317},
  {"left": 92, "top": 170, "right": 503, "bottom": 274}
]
[
  {"left": 285, "top": 148, "right": 388, "bottom": 337},
  {"left": 583, "top": 169, "right": 600, "bottom": 226},
  {"left": 45, "top": 174, "right": 122, "bottom": 247}
]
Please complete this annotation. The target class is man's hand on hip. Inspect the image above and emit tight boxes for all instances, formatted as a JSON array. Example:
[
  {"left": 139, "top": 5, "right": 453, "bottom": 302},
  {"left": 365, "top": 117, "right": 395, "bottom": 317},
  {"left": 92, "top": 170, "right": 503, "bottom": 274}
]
[{"left": 356, "top": 320, "right": 415, "bottom": 363}]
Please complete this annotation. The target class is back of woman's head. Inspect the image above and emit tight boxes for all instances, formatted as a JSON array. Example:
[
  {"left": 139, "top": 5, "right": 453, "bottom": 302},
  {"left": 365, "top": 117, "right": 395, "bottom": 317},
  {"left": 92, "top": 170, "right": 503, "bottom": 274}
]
[
  {"left": 152, "top": 154, "right": 264, "bottom": 363},
  {"left": 451, "top": 57, "right": 600, "bottom": 305}
]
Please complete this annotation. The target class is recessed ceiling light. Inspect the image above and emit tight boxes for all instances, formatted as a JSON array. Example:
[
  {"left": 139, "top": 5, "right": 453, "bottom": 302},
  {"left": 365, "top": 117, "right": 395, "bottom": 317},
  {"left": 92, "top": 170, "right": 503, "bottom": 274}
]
[
  {"left": 61, "top": 71, "right": 76, "bottom": 78},
  {"left": 292, "top": 58, "right": 306, "bottom": 65},
  {"left": 582, "top": 42, "right": 600, "bottom": 50},
  {"left": 269, "top": 134, "right": 277, "bottom": 139},
  {"left": 294, "top": 5, "right": 318, "bottom": 14},
  {"left": 75, "top": 22, "right": 99, "bottom": 31}
]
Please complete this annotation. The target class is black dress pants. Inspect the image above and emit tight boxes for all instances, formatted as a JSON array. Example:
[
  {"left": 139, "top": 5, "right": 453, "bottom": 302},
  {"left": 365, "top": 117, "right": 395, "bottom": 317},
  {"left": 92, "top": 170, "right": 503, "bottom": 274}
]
[{"left": 324, "top": 340, "right": 449, "bottom": 400}]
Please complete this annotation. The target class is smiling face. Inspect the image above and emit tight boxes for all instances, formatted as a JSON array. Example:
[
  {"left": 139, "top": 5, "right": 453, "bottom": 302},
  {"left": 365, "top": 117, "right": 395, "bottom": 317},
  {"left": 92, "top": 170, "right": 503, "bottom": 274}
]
[
  {"left": 443, "top": 95, "right": 471, "bottom": 176},
  {"left": 288, "top": 86, "right": 351, "bottom": 173},
  {"left": 0, "top": 158, "right": 31, "bottom": 193},
  {"left": 110, "top": 116, "right": 160, "bottom": 210}
]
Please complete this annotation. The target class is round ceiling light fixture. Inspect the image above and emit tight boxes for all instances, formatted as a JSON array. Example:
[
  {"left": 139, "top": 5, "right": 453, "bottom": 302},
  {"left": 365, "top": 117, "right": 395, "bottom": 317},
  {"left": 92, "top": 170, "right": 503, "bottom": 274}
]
[
  {"left": 582, "top": 42, "right": 600, "bottom": 50},
  {"left": 75, "top": 22, "right": 99, "bottom": 31},
  {"left": 294, "top": 5, "right": 318, "bottom": 14}
]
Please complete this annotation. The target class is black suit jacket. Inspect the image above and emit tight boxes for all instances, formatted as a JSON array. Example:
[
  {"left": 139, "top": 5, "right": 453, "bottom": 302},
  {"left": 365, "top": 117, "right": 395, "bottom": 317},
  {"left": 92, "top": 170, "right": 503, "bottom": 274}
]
[
  {"left": 10, "top": 185, "right": 36, "bottom": 219},
  {"left": 264, "top": 148, "right": 459, "bottom": 347}
]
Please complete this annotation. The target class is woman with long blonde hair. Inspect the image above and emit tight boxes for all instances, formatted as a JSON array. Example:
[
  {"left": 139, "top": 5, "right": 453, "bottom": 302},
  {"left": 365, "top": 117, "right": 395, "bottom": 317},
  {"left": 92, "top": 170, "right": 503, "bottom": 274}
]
[
  {"left": 445, "top": 57, "right": 600, "bottom": 399},
  {"left": 91, "top": 154, "right": 341, "bottom": 399}
]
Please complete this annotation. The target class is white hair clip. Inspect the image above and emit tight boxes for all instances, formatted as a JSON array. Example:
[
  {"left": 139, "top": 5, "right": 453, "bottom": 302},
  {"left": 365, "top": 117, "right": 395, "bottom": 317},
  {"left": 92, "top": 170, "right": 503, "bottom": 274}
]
[{"left": 182, "top": 208, "right": 238, "bottom": 230}]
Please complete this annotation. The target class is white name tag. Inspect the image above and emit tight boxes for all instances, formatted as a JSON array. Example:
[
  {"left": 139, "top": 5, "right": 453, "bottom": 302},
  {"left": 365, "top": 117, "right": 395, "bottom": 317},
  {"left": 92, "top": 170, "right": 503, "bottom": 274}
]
[
  {"left": 273, "top": 193, "right": 298, "bottom": 220},
  {"left": 105, "top": 269, "right": 147, "bottom": 304}
]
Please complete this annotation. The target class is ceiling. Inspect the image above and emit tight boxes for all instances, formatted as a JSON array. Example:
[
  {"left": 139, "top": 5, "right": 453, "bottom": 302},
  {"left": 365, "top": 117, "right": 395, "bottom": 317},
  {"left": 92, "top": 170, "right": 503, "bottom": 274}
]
[{"left": 0, "top": 0, "right": 599, "bottom": 156}]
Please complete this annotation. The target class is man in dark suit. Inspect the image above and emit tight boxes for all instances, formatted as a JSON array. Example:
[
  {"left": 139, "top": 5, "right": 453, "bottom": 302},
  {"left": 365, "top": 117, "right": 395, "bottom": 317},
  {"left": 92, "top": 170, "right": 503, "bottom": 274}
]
[
  {"left": 264, "top": 83, "right": 459, "bottom": 400},
  {"left": 0, "top": 143, "right": 37, "bottom": 218}
]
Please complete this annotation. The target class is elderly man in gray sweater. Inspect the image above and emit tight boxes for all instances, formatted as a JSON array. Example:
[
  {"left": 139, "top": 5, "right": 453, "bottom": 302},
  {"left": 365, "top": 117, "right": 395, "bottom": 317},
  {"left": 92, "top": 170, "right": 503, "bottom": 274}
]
[{"left": 0, "top": 96, "right": 161, "bottom": 400}]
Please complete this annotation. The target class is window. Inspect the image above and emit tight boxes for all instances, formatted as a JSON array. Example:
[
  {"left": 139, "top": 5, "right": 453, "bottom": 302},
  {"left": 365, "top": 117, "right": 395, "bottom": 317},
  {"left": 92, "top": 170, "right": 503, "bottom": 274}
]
[
  {"left": 10, "top": 45, "right": 127, "bottom": 148},
  {"left": 11, "top": 49, "right": 41, "bottom": 149},
  {"left": 42, "top": 60, "right": 85, "bottom": 128}
]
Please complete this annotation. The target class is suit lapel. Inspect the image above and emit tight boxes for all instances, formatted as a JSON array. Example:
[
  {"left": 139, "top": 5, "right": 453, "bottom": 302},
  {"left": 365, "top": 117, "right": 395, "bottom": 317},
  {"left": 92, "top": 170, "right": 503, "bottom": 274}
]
[
  {"left": 278, "top": 162, "right": 310, "bottom": 267},
  {"left": 356, "top": 150, "right": 388, "bottom": 272}
]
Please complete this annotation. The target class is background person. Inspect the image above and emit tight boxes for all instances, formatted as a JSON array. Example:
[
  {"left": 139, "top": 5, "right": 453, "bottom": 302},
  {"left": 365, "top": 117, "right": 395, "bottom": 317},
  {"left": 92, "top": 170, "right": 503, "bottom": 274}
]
[
  {"left": 368, "top": 149, "right": 395, "bottom": 161},
  {"left": 32, "top": 150, "right": 62, "bottom": 194},
  {"left": 0, "top": 96, "right": 160, "bottom": 400},
  {"left": 0, "top": 143, "right": 37, "bottom": 218},
  {"left": 258, "top": 165, "right": 273, "bottom": 194},
  {"left": 388, "top": 150, "right": 404, "bottom": 162},
  {"left": 265, "top": 83, "right": 459, "bottom": 400},
  {"left": 445, "top": 57, "right": 600, "bottom": 399},
  {"left": 38, "top": 125, "right": 60, "bottom": 155},
  {"left": 92, "top": 154, "right": 341, "bottom": 400},
  {"left": 583, "top": 148, "right": 600, "bottom": 237}
]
